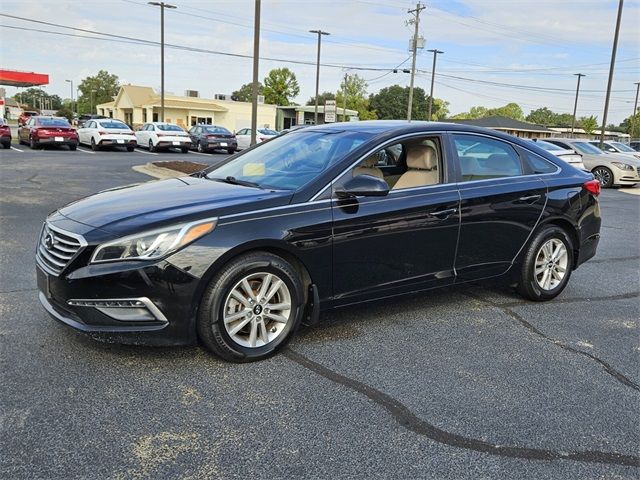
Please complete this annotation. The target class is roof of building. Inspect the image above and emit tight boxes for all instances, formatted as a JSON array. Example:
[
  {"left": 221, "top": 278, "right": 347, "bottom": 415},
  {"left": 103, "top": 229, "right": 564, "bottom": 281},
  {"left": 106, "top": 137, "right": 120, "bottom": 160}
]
[
  {"left": 119, "top": 85, "right": 156, "bottom": 107},
  {"left": 142, "top": 98, "right": 228, "bottom": 111},
  {"left": 447, "top": 115, "right": 554, "bottom": 133}
]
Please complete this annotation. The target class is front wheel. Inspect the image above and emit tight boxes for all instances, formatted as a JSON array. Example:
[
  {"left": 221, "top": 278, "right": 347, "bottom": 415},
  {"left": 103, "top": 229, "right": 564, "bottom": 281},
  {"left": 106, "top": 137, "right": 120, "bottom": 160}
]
[
  {"left": 516, "top": 225, "right": 574, "bottom": 301},
  {"left": 592, "top": 166, "right": 614, "bottom": 188},
  {"left": 197, "top": 252, "right": 305, "bottom": 362}
]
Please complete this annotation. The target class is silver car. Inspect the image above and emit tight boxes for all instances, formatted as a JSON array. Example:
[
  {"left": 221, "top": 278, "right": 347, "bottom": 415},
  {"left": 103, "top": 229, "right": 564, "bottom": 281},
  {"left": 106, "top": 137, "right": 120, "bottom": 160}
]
[
  {"left": 588, "top": 140, "right": 640, "bottom": 160},
  {"left": 546, "top": 138, "right": 640, "bottom": 188},
  {"left": 531, "top": 140, "right": 585, "bottom": 170}
]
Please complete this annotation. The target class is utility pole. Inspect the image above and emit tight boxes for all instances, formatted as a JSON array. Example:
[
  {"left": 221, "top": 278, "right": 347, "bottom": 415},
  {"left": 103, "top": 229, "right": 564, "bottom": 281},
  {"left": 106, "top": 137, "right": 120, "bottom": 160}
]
[
  {"left": 571, "top": 73, "right": 586, "bottom": 136},
  {"left": 310, "top": 29, "right": 330, "bottom": 125},
  {"left": 599, "top": 0, "right": 624, "bottom": 148},
  {"left": 342, "top": 72, "right": 348, "bottom": 122},
  {"left": 406, "top": 2, "right": 425, "bottom": 121},
  {"left": 427, "top": 49, "right": 443, "bottom": 121},
  {"left": 65, "top": 79, "right": 74, "bottom": 115},
  {"left": 90, "top": 90, "right": 95, "bottom": 114},
  {"left": 250, "top": 0, "right": 261, "bottom": 146},
  {"left": 148, "top": 2, "right": 177, "bottom": 122},
  {"left": 630, "top": 82, "right": 640, "bottom": 140}
]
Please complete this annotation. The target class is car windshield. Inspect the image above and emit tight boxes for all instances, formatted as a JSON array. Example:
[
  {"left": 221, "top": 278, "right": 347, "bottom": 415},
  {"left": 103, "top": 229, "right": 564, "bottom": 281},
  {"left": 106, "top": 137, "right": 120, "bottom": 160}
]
[
  {"left": 533, "top": 140, "right": 563, "bottom": 151},
  {"left": 610, "top": 141, "right": 635, "bottom": 152},
  {"left": 258, "top": 128, "right": 278, "bottom": 136},
  {"left": 37, "top": 118, "right": 70, "bottom": 127},
  {"left": 571, "top": 142, "right": 603, "bottom": 155},
  {"left": 99, "top": 121, "right": 129, "bottom": 129},
  {"left": 157, "top": 124, "right": 183, "bottom": 132},
  {"left": 207, "top": 130, "right": 372, "bottom": 190},
  {"left": 203, "top": 126, "right": 231, "bottom": 134}
]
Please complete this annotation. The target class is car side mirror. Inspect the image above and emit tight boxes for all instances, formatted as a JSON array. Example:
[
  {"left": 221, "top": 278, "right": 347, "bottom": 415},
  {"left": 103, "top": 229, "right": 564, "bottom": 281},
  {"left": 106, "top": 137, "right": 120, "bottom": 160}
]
[{"left": 335, "top": 175, "right": 389, "bottom": 199}]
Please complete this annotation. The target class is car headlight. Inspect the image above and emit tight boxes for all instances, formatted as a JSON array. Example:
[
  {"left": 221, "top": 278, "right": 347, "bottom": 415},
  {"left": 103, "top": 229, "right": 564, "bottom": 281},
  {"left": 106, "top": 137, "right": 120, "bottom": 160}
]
[
  {"left": 91, "top": 218, "right": 216, "bottom": 263},
  {"left": 610, "top": 162, "right": 633, "bottom": 171}
]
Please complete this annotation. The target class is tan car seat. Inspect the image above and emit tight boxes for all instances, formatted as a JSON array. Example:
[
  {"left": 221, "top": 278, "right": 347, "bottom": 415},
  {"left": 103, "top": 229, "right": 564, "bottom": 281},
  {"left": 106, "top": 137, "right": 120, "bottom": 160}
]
[
  {"left": 392, "top": 144, "right": 438, "bottom": 189},
  {"left": 353, "top": 155, "right": 384, "bottom": 179}
]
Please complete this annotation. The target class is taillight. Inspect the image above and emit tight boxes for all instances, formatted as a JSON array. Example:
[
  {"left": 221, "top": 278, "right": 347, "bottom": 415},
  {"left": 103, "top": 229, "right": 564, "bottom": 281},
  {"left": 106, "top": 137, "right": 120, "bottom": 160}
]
[
  {"left": 259, "top": 137, "right": 268, "bottom": 142},
  {"left": 98, "top": 130, "right": 106, "bottom": 136},
  {"left": 583, "top": 179, "right": 601, "bottom": 196}
]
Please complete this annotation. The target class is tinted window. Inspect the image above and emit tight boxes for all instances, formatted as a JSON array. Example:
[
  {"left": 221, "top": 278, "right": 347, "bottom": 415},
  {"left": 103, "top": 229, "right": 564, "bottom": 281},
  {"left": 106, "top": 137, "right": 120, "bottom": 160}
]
[
  {"left": 157, "top": 124, "right": 183, "bottom": 132},
  {"left": 208, "top": 130, "right": 373, "bottom": 191},
  {"left": 533, "top": 140, "right": 563, "bottom": 151},
  {"left": 258, "top": 128, "right": 278, "bottom": 135},
  {"left": 203, "top": 126, "right": 231, "bottom": 135},
  {"left": 571, "top": 142, "right": 603, "bottom": 155},
  {"left": 37, "top": 118, "right": 70, "bottom": 127},
  {"left": 453, "top": 135, "right": 523, "bottom": 181},
  {"left": 610, "top": 142, "right": 635, "bottom": 153},
  {"left": 521, "top": 149, "right": 559, "bottom": 174},
  {"left": 99, "top": 121, "right": 129, "bottom": 129}
]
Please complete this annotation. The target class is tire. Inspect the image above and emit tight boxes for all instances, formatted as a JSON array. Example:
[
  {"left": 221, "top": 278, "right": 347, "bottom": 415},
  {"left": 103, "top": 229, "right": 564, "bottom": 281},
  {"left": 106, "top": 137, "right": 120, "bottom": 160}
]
[
  {"left": 29, "top": 136, "right": 38, "bottom": 149},
  {"left": 148, "top": 139, "right": 156, "bottom": 152},
  {"left": 592, "top": 166, "right": 614, "bottom": 188},
  {"left": 181, "top": 147, "right": 189, "bottom": 154},
  {"left": 197, "top": 252, "right": 306, "bottom": 362},
  {"left": 126, "top": 146, "right": 135, "bottom": 152},
  {"left": 2, "top": 142, "right": 10, "bottom": 149},
  {"left": 90, "top": 137, "right": 99, "bottom": 151},
  {"left": 69, "top": 144, "right": 77, "bottom": 151},
  {"left": 227, "top": 149, "right": 235, "bottom": 155},
  {"left": 197, "top": 141, "right": 204, "bottom": 153},
  {"left": 516, "top": 225, "right": 574, "bottom": 302}
]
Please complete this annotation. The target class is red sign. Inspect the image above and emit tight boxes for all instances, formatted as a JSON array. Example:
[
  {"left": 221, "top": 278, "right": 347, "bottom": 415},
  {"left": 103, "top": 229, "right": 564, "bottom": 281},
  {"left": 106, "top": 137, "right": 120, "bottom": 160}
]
[{"left": 0, "top": 70, "right": 49, "bottom": 87}]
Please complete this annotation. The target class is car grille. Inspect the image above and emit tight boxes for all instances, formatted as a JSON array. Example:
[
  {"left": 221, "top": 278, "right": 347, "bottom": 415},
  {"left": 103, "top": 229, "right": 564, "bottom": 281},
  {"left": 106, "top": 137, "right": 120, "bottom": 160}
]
[{"left": 37, "top": 223, "right": 86, "bottom": 275}]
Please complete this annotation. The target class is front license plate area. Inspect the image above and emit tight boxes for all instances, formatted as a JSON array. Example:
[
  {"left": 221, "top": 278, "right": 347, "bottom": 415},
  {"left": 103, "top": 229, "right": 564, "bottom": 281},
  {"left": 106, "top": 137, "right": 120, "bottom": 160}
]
[{"left": 37, "top": 266, "right": 51, "bottom": 299}]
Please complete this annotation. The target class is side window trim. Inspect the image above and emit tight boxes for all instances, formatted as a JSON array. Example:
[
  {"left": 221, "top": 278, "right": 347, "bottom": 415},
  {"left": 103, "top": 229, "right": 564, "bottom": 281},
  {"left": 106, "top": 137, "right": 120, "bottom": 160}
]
[{"left": 451, "top": 132, "right": 525, "bottom": 183}]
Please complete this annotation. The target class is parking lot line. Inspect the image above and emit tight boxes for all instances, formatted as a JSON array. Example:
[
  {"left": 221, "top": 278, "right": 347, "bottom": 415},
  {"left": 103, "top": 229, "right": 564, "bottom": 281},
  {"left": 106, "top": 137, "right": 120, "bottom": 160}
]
[
  {"left": 76, "top": 147, "right": 96, "bottom": 154},
  {"left": 10, "top": 146, "right": 24, "bottom": 152},
  {"left": 190, "top": 151, "right": 212, "bottom": 157},
  {"left": 134, "top": 148, "right": 158, "bottom": 156}
]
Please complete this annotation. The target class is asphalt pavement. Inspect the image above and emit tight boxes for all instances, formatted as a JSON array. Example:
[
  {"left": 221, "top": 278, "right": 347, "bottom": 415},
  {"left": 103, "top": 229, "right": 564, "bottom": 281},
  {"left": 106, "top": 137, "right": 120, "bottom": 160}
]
[{"left": 1, "top": 146, "right": 639, "bottom": 479}]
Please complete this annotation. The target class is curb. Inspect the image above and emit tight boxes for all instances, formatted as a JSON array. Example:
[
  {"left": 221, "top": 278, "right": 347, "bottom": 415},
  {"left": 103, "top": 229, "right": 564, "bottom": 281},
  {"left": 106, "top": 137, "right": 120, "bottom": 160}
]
[{"left": 132, "top": 163, "right": 184, "bottom": 179}]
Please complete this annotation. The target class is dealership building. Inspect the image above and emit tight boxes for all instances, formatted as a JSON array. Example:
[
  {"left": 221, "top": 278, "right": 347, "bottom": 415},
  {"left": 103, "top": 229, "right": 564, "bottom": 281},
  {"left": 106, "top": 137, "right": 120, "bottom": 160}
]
[{"left": 96, "top": 85, "right": 277, "bottom": 131}]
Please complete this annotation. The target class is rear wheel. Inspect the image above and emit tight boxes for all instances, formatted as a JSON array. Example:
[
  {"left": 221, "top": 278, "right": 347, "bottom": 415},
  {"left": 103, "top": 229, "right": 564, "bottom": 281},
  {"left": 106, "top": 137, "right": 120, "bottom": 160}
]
[
  {"left": 181, "top": 147, "right": 189, "bottom": 154},
  {"left": 197, "top": 252, "right": 305, "bottom": 362},
  {"left": 517, "top": 225, "right": 573, "bottom": 301},
  {"left": 197, "top": 141, "right": 205, "bottom": 153},
  {"left": 2, "top": 142, "right": 10, "bottom": 149},
  {"left": 69, "top": 144, "right": 77, "bottom": 151},
  {"left": 29, "top": 136, "right": 38, "bottom": 149},
  {"left": 148, "top": 139, "right": 156, "bottom": 152},
  {"left": 592, "top": 166, "right": 613, "bottom": 188},
  {"left": 126, "top": 146, "right": 135, "bottom": 152},
  {"left": 227, "top": 148, "right": 235, "bottom": 155},
  {"left": 90, "top": 137, "right": 99, "bottom": 151}
]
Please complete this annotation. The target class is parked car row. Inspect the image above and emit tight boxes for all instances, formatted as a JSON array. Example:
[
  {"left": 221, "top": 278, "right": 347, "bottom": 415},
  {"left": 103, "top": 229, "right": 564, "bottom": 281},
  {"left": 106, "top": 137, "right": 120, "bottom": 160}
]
[{"left": 0, "top": 119, "right": 12, "bottom": 149}]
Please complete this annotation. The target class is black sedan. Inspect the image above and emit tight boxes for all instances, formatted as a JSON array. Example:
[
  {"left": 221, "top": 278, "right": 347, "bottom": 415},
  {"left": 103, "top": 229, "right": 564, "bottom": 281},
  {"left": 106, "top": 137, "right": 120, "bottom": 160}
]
[
  {"left": 188, "top": 124, "right": 237, "bottom": 154},
  {"left": 36, "top": 121, "right": 601, "bottom": 362}
]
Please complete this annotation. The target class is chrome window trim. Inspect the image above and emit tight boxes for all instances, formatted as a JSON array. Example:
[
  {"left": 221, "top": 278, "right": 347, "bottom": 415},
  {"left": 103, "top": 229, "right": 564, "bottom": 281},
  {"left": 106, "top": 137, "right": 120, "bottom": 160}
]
[{"left": 309, "top": 131, "right": 451, "bottom": 202}]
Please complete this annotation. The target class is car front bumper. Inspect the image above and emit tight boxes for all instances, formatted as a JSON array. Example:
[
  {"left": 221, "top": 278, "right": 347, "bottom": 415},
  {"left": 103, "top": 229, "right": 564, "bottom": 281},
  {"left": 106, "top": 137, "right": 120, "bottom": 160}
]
[
  {"left": 36, "top": 259, "right": 200, "bottom": 346},
  {"left": 613, "top": 166, "right": 640, "bottom": 185}
]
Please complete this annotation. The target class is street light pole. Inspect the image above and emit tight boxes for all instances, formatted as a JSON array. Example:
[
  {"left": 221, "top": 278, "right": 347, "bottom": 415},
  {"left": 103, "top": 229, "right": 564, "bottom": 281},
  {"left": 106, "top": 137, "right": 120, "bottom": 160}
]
[
  {"left": 630, "top": 81, "right": 640, "bottom": 139},
  {"left": 149, "top": 2, "right": 177, "bottom": 122},
  {"left": 309, "top": 29, "right": 330, "bottom": 125},
  {"left": 65, "top": 79, "right": 74, "bottom": 115},
  {"left": 571, "top": 73, "right": 585, "bottom": 136},
  {"left": 599, "top": 0, "right": 624, "bottom": 148},
  {"left": 250, "top": 0, "right": 261, "bottom": 147},
  {"left": 342, "top": 72, "right": 348, "bottom": 122},
  {"left": 427, "top": 49, "right": 443, "bottom": 121},
  {"left": 407, "top": 2, "right": 425, "bottom": 121}
]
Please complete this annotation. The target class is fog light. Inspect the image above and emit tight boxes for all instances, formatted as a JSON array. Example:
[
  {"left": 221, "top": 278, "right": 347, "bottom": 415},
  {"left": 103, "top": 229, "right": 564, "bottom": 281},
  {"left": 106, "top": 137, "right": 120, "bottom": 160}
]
[{"left": 67, "top": 297, "right": 167, "bottom": 322}]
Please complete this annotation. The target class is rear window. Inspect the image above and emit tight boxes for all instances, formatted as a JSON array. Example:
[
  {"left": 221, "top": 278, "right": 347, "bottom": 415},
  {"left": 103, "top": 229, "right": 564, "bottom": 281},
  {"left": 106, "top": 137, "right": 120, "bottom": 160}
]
[
  {"left": 99, "top": 121, "right": 129, "bottom": 129},
  {"left": 258, "top": 128, "right": 278, "bottom": 135},
  {"left": 533, "top": 140, "right": 563, "bottom": 152},
  {"left": 157, "top": 124, "right": 184, "bottom": 132},
  {"left": 203, "top": 126, "right": 231, "bottom": 134},
  {"left": 37, "top": 118, "right": 70, "bottom": 127}
]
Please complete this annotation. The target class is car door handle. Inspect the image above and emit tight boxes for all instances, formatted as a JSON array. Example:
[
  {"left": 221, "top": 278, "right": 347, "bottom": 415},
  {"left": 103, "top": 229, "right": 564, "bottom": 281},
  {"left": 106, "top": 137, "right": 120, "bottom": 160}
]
[
  {"left": 518, "top": 194, "right": 541, "bottom": 203},
  {"left": 429, "top": 208, "right": 457, "bottom": 219}
]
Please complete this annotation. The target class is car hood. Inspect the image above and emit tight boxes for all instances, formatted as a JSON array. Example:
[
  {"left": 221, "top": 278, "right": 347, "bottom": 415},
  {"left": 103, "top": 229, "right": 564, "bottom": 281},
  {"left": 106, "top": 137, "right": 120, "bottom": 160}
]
[
  {"left": 57, "top": 176, "right": 292, "bottom": 236},
  {"left": 602, "top": 153, "right": 640, "bottom": 166}
]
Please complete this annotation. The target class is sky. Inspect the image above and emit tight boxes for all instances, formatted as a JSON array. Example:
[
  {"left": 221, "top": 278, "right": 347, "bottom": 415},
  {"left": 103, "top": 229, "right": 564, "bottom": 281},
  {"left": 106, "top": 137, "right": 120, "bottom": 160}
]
[{"left": 0, "top": 0, "right": 638, "bottom": 124}]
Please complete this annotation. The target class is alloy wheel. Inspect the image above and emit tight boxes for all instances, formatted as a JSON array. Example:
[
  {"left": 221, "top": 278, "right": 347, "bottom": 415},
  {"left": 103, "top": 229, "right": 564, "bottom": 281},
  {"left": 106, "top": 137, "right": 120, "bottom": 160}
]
[
  {"left": 534, "top": 238, "right": 568, "bottom": 291},
  {"left": 197, "top": 141, "right": 204, "bottom": 153},
  {"left": 593, "top": 168, "right": 612, "bottom": 187},
  {"left": 223, "top": 272, "right": 292, "bottom": 348}
]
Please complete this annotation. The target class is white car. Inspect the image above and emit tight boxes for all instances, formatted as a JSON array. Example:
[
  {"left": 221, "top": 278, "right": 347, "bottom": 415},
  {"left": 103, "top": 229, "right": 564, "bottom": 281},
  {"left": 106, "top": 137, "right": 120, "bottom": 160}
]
[
  {"left": 531, "top": 140, "right": 585, "bottom": 170},
  {"left": 77, "top": 119, "right": 137, "bottom": 152},
  {"left": 547, "top": 138, "right": 640, "bottom": 188},
  {"left": 588, "top": 140, "right": 640, "bottom": 160},
  {"left": 235, "top": 127, "right": 278, "bottom": 150},
  {"left": 135, "top": 122, "right": 191, "bottom": 153}
]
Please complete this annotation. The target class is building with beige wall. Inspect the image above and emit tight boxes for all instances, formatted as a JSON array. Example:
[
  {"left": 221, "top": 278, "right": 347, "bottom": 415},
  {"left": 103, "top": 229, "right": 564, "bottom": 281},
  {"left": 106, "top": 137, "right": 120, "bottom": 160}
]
[{"left": 97, "top": 85, "right": 277, "bottom": 132}]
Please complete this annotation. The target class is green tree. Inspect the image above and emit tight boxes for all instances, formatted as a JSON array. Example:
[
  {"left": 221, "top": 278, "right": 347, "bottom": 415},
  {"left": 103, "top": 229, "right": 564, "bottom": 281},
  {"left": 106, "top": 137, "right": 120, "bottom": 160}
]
[
  {"left": 552, "top": 113, "right": 575, "bottom": 127},
  {"left": 526, "top": 107, "right": 555, "bottom": 126},
  {"left": 369, "top": 85, "right": 429, "bottom": 120},
  {"left": 619, "top": 112, "right": 640, "bottom": 138},
  {"left": 263, "top": 68, "right": 300, "bottom": 106},
  {"left": 56, "top": 106, "right": 74, "bottom": 122},
  {"left": 430, "top": 98, "right": 450, "bottom": 121},
  {"left": 452, "top": 103, "right": 523, "bottom": 121},
  {"left": 77, "top": 70, "right": 120, "bottom": 114},
  {"left": 336, "top": 73, "right": 377, "bottom": 120},
  {"left": 580, "top": 115, "right": 598, "bottom": 135},
  {"left": 306, "top": 91, "right": 336, "bottom": 106},
  {"left": 232, "top": 82, "right": 264, "bottom": 102},
  {"left": 12, "top": 88, "right": 62, "bottom": 110}
]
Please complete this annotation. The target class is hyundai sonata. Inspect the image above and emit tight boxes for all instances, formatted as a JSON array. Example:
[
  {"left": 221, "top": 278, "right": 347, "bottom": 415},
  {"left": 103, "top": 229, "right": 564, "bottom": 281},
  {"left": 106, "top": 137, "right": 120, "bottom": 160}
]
[{"left": 36, "top": 121, "right": 601, "bottom": 362}]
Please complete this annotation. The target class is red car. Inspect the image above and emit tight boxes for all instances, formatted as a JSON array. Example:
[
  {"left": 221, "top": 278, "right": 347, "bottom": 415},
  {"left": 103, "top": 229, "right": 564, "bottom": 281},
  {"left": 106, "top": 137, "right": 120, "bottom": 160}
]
[
  {"left": 0, "top": 121, "right": 11, "bottom": 149},
  {"left": 18, "top": 110, "right": 38, "bottom": 126},
  {"left": 18, "top": 116, "right": 78, "bottom": 150}
]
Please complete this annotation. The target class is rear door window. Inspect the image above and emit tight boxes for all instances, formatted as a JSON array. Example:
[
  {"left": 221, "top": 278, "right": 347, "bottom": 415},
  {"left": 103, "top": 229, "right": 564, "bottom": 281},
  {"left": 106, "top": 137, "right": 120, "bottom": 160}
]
[{"left": 452, "top": 134, "right": 523, "bottom": 181}]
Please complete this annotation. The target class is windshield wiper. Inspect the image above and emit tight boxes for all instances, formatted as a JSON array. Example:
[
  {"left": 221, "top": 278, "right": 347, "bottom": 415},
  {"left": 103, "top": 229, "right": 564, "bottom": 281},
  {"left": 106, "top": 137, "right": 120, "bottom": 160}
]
[{"left": 212, "top": 176, "right": 263, "bottom": 189}]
